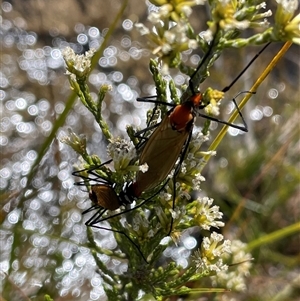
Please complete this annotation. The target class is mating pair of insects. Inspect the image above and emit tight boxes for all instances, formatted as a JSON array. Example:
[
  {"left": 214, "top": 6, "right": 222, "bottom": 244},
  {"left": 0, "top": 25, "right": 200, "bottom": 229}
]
[{"left": 73, "top": 37, "right": 270, "bottom": 263}]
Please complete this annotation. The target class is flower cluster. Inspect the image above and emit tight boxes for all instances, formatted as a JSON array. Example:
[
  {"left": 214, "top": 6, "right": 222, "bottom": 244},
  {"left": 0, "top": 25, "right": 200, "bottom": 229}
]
[
  {"left": 62, "top": 47, "right": 96, "bottom": 80},
  {"left": 148, "top": 0, "right": 206, "bottom": 22},
  {"left": 61, "top": 128, "right": 87, "bottom": 157},
  {"left": 107, "top": 138, "right": 150, "bottom": 184},
  {"left": 211, "top": 0, "right": 272, "bottom": 31},
  {"left": 176, "top": 131, "right": 213, "bottom": 190},
  {"left": 107, "top": 138, "right": 137, "bottom": 171},
  {"left": 202, "top": 88, "right": 224, "bottom": 117},
  {"left": 193, "top": 232, "right": 231, "bottom": 273},
  {"left": 185, "top": 196, "right": 224, "bottom": 230},
  {"left": 129, "top": 212, "right": 162, "bottom": 241},
  {"left": 135, "top": 1, "right": 203, "bottom": 74},
  {"left": 136, "top": 0, "right": 300, "bottom": 81},
  {"left": 210, "top": 240, "right": 253, "bottom": 291},
  {"left": 274, "top": 0, "right": 300, "bottom": 44}
]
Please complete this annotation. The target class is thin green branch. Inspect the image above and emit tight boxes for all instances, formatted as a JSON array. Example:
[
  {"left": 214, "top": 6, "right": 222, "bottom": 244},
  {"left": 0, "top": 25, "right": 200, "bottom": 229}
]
[{"left": 247, "top": 222, "right": 300, "bottom": 251}]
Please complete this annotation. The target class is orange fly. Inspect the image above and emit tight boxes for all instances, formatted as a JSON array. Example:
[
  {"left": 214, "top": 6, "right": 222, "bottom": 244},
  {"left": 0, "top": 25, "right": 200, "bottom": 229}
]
[
  {"left": 123, "top": 41, "right": 270, "bottom": 234},
  {"left": 74, "top": 37, "right": 270, "bottom": 243}
]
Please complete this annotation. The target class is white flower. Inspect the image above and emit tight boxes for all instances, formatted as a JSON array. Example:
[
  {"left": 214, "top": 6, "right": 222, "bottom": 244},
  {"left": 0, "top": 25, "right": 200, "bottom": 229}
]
[
  {"left": 276, "top": 0, "right": 298, "bottom": 14},
  {"left": 160, "top": 4, "right": 172, "bottom": 18},
  {"left": 192, "top": 197, "right": 225, "bottom": 230},
  {"left": 161, "top": 62, "right": 170, "bottom": 76},
  {"left": 135, "top": 23, "right": 150, "bottom": 35},
  {"left": 192, "top": 173, "right": 205, "bottom": 190},
  {"left": 62, "top": 47, "right": 96, "bottom": 79},
  {"left": 178, "top": 190, "right": 191, "bottom": 200},
  {"left": 205, "top": 101, "right": 220, "bottom": 116},
  {"left": 200, "top": 30, "right": 213, "bottom": 42},
  {"left": 193, "top": 232, "right": 230, "bottom": 273},
  {"left": 161, "top": 43, "right": 172, "bottom": 54},
  {"left": 223, "top": 20, "right": 250, "bottom": 30},
  {"left": 201, "top": 232, "right": 231, "bottom": 264},
  {"left": 160, "top": 192, "right": 172, "bottom": 201},
  {"left": 256, "top": 2, "right": 267, "bottom": 10},
  {"left": 188, "top": 39, "right": 198, "bottom": 49},
  {"left": 139, "top": 163, "right": 149, "bottom": 173},
  {"left": 164, "top": 31, "right": 176, "bottom": 44},
  {"left": 107, "top": 138, "right": 136, "bottom": 170},
  {"left": 181, "top": 5, "right": 192, "bottom": 17},
  {"left": 147, "top": 229, "right": 155, "bottom": 238},
  {"left": 210, "top": 239, "right": 253, "bottom": 291},
  {"left": 170, "top": 207, "right": 181, "bottom": 219}
]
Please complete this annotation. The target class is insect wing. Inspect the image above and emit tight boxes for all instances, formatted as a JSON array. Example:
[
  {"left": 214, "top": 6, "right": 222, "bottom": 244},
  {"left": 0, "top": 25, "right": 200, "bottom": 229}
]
[
  {"left": 134, "top": 114, "right": 190, "bottom": 196},
  {"left": 90, "top": 184, "right": 121, "bottom": 211}
]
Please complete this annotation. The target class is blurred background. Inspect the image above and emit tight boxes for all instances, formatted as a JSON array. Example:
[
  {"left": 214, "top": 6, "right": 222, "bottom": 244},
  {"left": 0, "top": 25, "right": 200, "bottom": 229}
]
[{"left": 1, "top": 0, "right": 299, "bottom": 300}]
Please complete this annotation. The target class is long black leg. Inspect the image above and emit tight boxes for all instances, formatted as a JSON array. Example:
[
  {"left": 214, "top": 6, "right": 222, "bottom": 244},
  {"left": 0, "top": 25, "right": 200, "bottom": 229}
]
[
  {"left": 197, "top": 91, "right": 257, "bottom": 132},
  {"left": 222, "top": 43, "right": 271, "bottom": 93},
  {"left": 83, "top": 206, "right": 107, "bottom": 224},
  {"left": 200, "top": 44, "right": 271, "bottom": 131},
  {"left": 72, "top": 159, "right": 114, "bottom": 185},
  {"left": 91, "top": 180, "right": 170, "bottom": 224},
  {"left": 167, "top": 129, "right": 194, "bottom": 236},
  {"left": 87, "top": 223, "right": 148, "bottom": 263}
]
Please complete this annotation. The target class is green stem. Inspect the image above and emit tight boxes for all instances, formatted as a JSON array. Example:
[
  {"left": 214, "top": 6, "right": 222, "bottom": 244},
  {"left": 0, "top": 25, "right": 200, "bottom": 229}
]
[{"left": 247, "top": 222, "right": 300, "bottom": 251}]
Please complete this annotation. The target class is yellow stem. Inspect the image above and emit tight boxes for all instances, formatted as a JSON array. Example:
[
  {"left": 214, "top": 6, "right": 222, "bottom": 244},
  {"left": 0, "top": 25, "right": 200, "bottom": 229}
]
[{"left": 203, "top": 41, "right": 293, "bottom": 163}]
